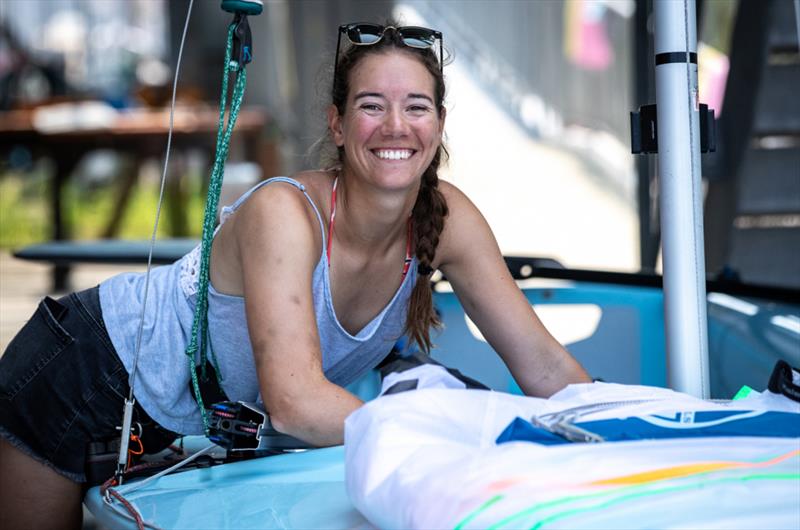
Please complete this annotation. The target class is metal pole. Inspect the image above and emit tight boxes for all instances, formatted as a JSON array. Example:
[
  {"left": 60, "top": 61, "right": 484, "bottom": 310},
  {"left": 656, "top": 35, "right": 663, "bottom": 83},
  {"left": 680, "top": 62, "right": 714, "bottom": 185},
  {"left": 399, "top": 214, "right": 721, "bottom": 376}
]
[
  {"left": 653, "top": 0, "right": 709, "bottom": 398},
  {"left": 795, "top": 0, "right": 800, "bottom": 50},
  {"left": 635, "top": 0, "right": 658, "bottom": 272}
]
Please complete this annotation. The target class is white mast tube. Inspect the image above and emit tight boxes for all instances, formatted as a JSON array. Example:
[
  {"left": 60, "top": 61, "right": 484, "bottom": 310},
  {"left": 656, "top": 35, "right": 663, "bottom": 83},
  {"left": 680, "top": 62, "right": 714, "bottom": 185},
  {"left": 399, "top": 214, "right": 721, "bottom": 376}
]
[{"left": 654, "top": 0, "right": 710, "bottom": 398}]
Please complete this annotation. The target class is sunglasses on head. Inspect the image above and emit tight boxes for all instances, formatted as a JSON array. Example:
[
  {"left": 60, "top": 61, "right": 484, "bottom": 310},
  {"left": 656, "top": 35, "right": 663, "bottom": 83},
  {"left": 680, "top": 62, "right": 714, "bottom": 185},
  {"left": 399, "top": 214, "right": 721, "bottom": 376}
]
[{"left": 334, "top": 23, "right": 444, "bottom": 85}]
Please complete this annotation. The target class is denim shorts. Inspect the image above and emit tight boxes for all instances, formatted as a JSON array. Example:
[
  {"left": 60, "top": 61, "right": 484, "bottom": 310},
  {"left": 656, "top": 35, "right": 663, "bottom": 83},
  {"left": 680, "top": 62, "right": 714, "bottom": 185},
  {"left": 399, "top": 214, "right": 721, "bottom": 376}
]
[{"left": 0, "top": 287, "right": 176, "bottom": 484}]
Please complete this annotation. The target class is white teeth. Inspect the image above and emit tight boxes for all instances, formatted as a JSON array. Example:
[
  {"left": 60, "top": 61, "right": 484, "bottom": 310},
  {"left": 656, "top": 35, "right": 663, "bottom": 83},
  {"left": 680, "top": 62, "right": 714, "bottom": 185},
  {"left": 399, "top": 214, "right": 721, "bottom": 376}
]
[{"left": 374, "top": 149, "right": 413, "bottom": 160}]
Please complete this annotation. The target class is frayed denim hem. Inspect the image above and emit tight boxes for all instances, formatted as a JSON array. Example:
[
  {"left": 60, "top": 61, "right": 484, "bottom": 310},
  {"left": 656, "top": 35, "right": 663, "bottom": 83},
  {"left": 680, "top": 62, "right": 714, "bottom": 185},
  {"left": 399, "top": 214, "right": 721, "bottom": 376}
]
[{"left": 0, "top": 426, "right": 85, "bottom": 483}]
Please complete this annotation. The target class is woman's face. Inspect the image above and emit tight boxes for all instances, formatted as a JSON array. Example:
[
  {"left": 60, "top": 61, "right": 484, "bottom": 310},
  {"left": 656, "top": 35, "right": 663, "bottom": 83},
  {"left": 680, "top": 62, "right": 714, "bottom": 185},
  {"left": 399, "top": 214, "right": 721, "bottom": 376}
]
[{"left": 329, "top": 50, "right": 445, "bottom": 191}]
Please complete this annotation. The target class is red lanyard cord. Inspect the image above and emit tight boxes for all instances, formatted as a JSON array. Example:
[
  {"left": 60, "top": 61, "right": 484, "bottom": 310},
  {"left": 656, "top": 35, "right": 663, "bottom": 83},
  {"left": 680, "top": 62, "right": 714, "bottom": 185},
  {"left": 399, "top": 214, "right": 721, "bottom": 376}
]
[{"left": 327, "top": 176, "right": 413, "bottom": 278}]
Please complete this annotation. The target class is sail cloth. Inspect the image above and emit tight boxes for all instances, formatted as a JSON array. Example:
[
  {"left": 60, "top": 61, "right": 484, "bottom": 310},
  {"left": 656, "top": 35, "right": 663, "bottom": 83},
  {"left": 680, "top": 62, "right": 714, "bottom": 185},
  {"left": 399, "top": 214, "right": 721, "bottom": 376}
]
[{"left": 344, "top": 367, "right": 800, "bottom": 530}]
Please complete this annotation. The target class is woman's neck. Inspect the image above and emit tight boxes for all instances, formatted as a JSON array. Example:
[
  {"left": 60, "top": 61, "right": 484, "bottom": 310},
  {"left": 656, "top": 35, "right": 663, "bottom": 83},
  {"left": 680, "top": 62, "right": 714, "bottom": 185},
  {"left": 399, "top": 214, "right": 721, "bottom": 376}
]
[{"left": 333, "top": 170, "right": 418, "bottom": 255}]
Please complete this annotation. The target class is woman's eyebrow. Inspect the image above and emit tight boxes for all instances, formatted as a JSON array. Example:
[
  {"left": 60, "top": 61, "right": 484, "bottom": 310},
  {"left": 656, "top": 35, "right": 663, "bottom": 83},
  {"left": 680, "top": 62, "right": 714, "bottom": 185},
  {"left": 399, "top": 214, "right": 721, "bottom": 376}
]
[
  {"left": 408, "top": 93, "right": 434, "bottom": 103},
  {"left": 354, "top": 91, "right": 385, "bottom": 101},
  {"left": 353, "top": 91, "right": 434, "bottom": 104}
]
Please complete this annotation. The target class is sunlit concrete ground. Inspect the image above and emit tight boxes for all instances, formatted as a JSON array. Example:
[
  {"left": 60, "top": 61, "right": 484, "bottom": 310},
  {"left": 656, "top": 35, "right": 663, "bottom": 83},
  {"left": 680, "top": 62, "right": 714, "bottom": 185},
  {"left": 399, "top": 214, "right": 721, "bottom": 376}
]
[{"left": 441, "top": 56, "right": 638, "bottom": 272}]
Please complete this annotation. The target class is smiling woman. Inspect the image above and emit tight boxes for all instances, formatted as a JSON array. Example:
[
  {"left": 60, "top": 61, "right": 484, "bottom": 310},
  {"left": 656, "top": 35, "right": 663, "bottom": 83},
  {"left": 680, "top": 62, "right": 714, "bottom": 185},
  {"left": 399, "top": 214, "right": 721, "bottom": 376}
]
[
  {"left": 328, "top": 53, "right": 447, "bottom": 317},
  {"left": 0, "top": 20, "right": 589, "bottom": 529},
  {"left": 325, "top": 24, "right": 449, "bottom": 352}
]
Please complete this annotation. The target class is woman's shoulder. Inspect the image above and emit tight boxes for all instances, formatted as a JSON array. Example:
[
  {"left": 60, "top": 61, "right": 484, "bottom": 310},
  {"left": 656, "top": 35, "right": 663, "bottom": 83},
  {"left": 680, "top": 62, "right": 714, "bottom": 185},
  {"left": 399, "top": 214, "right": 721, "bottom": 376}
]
[
  {"left": 232, "top": 171, "right": 333, "bottom": 244},
  {"left": 241, "top": 171, "right": 330, "bottom": 212},
  {"left": 244, "top": 171, "right": 333, "bottom": 212},
  {"left": 209, "top": 172, "right": 333, "bottom": 293},
  {"left": 438, "top": 178, "right": 478, "bottom": 215},
  {"left": 435, "top": 178, "right": 495, "bottom": 265}
]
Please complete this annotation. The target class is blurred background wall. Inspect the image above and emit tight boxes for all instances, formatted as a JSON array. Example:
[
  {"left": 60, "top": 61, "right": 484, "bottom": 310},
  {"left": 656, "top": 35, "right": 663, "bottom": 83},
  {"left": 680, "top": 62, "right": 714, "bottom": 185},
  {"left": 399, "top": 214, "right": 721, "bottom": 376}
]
[{"left": 1, "top": 0, "right": 797, "bottom": 283}]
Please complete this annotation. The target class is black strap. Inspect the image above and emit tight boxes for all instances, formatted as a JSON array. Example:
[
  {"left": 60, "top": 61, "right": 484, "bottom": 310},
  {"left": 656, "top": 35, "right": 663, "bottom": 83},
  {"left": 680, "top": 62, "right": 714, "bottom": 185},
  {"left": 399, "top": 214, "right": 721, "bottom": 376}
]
[
  {"left": 377, "top": 349, "right": 490, "bottom": 391},
  {"left": 383, "top": 379, "right": 420, "bottom": 395},
  {"left": 767, "top": 360, "right": 800, "bottom": 403},
  {"left": 191, "top": 359, "right": 230, "bottom": 407}
]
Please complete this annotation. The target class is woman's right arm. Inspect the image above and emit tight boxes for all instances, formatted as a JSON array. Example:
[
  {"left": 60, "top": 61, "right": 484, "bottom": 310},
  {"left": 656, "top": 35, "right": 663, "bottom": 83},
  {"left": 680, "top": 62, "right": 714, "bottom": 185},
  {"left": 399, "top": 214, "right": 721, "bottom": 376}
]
[{"left": 233, "top": 183, "right": 362, "bottom": 446}]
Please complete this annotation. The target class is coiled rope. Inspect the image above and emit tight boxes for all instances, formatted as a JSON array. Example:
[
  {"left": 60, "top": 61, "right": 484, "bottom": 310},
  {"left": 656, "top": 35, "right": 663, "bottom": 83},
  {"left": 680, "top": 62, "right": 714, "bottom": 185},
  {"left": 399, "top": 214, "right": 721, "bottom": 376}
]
[{"left": 184, "top": 22, "right": 249, "bottom": 434}]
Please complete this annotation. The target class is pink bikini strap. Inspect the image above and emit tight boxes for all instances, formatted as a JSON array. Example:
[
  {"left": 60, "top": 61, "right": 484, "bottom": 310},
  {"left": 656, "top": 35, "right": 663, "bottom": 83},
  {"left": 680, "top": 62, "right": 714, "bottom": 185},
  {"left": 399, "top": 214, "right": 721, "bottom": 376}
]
[{"left": 327, "top": 176, "right": 413, "bottom": 279}]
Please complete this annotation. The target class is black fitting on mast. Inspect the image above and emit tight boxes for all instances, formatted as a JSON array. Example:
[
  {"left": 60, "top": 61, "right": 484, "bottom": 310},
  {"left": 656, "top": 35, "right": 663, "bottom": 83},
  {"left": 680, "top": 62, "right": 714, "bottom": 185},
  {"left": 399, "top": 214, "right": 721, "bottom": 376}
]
[
  {"left": 221, "top": 0, "right": 262, "bottom": 68},
  {"left": 630, "top": 103, "right": 716, "bottom": 154},
  {"left": 230, "top": 13, "right": 254, "bottom": 68}
]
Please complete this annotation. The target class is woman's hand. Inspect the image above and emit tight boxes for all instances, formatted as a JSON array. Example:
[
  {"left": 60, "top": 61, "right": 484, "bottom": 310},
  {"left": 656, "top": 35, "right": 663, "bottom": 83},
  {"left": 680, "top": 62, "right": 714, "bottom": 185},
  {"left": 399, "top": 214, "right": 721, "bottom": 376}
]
[{"left": 436, "top": 182, "right": 591, "bottom": 397}]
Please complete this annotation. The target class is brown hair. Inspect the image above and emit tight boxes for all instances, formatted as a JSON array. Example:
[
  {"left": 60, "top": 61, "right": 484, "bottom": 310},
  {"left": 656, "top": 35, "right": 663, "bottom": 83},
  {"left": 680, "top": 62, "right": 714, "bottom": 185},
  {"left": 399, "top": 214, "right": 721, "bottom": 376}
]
[{"left": 331, "top": 25, "right": 449, "bottom": 352}]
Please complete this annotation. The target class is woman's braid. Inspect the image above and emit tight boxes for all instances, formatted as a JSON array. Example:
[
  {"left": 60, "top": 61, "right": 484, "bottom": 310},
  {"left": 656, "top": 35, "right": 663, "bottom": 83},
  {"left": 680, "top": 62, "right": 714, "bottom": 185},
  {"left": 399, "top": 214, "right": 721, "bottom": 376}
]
[{"left": 406, "top": 151, "right": 448, "bottom": 352}]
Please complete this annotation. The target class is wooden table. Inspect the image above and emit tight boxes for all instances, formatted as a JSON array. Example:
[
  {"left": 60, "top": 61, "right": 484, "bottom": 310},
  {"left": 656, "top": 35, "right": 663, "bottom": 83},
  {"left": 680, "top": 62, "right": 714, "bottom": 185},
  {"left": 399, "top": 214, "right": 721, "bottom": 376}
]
[{"left": 0, "top": 105, "right": 268, "bottom": 289}]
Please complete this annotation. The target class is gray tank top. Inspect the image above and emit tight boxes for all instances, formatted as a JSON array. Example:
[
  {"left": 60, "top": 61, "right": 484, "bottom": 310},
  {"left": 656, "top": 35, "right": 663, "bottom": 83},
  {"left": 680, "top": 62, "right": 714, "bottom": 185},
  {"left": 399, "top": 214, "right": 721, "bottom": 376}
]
[{"left": 100, "top": 176, "right": 417, "bottom": 434}]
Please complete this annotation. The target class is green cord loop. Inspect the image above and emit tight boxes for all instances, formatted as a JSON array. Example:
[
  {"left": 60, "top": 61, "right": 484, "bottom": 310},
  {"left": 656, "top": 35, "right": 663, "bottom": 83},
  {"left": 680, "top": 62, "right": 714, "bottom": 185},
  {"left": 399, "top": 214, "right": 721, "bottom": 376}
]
[{"left": 185, "top": 23, "right": 249, "bottom": 434}]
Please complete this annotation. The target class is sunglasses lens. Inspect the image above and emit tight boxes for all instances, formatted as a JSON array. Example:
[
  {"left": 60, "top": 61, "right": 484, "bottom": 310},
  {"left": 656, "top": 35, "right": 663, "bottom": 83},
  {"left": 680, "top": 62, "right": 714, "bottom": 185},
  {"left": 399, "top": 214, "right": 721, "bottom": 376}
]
[
  {"left": 398, "top": 27, "right": 437, "bottom": 48},
  {"left": 346, "top": 24, "right": 384, "bottom": 45}
]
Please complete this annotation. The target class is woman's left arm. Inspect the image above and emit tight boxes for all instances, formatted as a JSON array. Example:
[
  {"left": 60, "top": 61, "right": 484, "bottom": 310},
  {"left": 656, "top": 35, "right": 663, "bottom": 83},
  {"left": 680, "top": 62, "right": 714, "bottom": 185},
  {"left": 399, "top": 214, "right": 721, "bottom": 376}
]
[{"left": 437, "top": 183, "right": 591, "bottom": 397}]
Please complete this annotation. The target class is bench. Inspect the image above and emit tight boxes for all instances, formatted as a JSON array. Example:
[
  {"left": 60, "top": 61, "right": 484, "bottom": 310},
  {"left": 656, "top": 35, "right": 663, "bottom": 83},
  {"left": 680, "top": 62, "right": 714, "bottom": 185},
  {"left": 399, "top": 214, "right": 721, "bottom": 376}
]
[{"left": 13, "top": 239, "right": 199, "bottom": 272}]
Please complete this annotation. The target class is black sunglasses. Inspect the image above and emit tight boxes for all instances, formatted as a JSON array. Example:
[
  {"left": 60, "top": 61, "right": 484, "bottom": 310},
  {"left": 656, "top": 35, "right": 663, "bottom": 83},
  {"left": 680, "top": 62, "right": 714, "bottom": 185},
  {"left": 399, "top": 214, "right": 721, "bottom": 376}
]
[{"left": 334, "top": 23, "right": 444, "bottom": 87}]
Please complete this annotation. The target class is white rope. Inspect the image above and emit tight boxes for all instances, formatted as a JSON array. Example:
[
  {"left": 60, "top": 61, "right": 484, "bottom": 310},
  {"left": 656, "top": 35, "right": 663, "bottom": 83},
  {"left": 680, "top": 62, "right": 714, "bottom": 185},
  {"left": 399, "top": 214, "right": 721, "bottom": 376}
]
[
  {"left": 115, "top": 444, "right": 217, "bottom": 496},
  {"left": 112, "top": 0, "right": 194, "bottom": 490},
  {"left": 129, "top": 0, "right": 195, "bottom": 395},
  {"left": 103, "top": 444, "right": 217, "bottom": 529}
]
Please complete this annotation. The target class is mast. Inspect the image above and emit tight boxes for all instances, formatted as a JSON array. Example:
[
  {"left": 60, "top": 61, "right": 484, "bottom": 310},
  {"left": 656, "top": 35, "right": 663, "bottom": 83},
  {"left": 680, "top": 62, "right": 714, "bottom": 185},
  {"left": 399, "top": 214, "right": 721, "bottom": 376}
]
[{"left": 653, "top": 0, "right": 710, "bottom": 398}]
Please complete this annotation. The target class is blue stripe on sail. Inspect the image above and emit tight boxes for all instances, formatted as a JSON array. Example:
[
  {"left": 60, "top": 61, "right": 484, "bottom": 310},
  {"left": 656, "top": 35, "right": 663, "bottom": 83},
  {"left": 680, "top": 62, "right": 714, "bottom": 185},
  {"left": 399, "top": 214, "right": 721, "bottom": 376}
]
[{"left": 496, "top": 411, "right": 800, "bottom": 445}]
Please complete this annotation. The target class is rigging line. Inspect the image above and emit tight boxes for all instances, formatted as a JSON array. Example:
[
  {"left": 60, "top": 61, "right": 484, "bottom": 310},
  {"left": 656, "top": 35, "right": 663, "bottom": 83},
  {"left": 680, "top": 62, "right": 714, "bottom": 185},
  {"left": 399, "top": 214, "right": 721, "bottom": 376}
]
[
  {"left": 129, "top": 0, "right": 195, "bottom": 397},
  {"left": 795, "top": 0, "right": 800, "bottom": 54},
  {"left": 115, "top": 444, "right": 217, "bottom": 496},
  {"left": 102, "top": 494, "right": 156, "bottom": 530},
  {"left": 103, "top": 445, "right": 216, "bottom": 530},
  {"left": 184, "top": 29, "right": 249, "bottom": 432},
  {"left": 683, "top": 0, "right": 707, "bottom": 396}
]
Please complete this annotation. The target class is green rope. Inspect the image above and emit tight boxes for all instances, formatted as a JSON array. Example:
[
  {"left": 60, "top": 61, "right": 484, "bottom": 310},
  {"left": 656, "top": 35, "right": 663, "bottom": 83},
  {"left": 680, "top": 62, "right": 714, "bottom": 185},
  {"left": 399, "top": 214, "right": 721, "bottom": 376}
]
[{"left": 185, "top": 22, "right": 249, "bottom": 434}]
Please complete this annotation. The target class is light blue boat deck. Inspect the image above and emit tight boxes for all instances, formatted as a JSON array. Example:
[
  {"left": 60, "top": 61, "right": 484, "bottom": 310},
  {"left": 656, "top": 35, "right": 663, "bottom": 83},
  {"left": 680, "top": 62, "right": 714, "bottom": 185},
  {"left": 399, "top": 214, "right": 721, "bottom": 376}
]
[{"left": 85, "top": 446, "right": 370, "bottom": 529}]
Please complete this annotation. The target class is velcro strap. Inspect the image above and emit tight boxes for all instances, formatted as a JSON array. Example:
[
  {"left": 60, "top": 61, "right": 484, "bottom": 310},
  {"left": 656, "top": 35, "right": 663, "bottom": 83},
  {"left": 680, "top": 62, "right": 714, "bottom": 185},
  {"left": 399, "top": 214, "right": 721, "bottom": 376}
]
[{"left": 767, "top": 360, "right": 800, "bottom": 403}]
